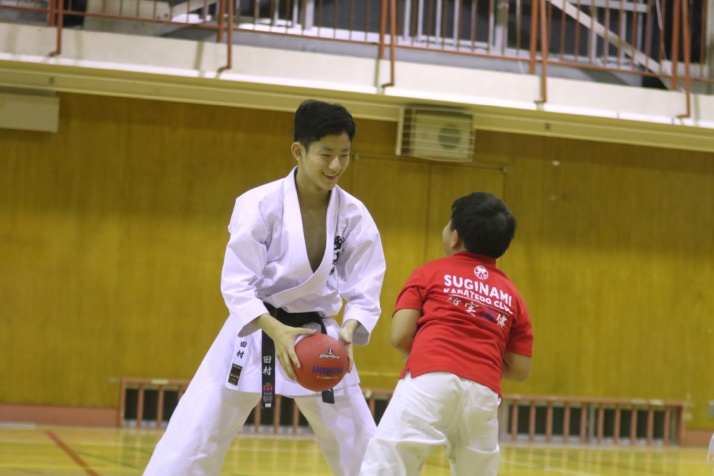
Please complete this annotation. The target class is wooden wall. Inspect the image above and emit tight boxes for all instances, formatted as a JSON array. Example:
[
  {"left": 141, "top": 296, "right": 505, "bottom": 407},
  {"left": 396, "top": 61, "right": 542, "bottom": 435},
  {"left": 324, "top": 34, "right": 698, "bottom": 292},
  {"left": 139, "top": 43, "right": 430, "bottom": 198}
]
[{"left": 1, "top": 93, "right": 712, "bottom": 429}]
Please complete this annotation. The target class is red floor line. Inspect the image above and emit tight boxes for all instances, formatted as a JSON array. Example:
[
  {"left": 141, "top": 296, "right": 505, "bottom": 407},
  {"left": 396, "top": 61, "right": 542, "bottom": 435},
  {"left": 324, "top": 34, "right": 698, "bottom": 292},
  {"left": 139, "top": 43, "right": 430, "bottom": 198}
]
[{"left": 45, "top": 430, "right": 100, "bottom": 476}]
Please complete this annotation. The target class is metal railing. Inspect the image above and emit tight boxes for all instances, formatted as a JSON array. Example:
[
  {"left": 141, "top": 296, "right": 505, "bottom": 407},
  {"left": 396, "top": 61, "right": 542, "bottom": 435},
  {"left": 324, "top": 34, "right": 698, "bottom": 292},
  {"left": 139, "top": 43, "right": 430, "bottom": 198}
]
[
  {"left": 502, "top": 394, "right": 685, "bottom": 446},
  {"left": 118, "top": 377, "right": 686, "bottom": 446},
  {"left": 0, "top": 1, "right": 710, "bottom": 108}
]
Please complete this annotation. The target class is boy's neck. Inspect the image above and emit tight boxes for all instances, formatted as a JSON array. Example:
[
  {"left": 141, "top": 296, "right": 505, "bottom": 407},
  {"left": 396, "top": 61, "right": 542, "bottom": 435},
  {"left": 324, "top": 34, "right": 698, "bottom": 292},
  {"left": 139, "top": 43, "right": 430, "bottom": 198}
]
[{"left": 297, "top": 188, "right": 331, "bottom": 211}]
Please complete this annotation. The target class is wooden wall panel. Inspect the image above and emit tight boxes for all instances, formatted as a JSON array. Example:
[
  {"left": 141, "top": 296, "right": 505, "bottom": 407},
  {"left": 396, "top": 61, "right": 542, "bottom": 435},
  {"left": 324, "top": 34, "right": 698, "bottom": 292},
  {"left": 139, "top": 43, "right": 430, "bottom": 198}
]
[
  {"left": 0, "top": 95, "right": 297, "bottom": 406},
  {"left": 350, "top": 158, "right": 431, "bottom": 389},
  {"left": 424, "top": 164, "right": 506, "bottom": 262},
  {"left": 501, "top": 135, "right": 714, "bottom": 427},
  {"left": 1, "top": 93, "right": 713, "bottom": 430}
]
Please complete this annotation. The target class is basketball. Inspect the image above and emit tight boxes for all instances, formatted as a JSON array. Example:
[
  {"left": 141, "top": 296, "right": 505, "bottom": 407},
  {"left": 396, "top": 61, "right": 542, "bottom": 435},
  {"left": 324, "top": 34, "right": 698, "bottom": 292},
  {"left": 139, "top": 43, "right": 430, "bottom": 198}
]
[{"left": 292, "top": 334, "right": 348, "bottom": 392}]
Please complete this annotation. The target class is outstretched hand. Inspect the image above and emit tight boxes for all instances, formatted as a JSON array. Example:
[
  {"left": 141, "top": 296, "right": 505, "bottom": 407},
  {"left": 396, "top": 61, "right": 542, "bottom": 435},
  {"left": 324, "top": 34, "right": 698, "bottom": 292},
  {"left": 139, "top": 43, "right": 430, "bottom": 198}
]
[
  {"left": 255, "top": 314, "right": 315, "bottom": 381},
  {"left": 338, "top": 320, "right": 360, "bottom": 373}
]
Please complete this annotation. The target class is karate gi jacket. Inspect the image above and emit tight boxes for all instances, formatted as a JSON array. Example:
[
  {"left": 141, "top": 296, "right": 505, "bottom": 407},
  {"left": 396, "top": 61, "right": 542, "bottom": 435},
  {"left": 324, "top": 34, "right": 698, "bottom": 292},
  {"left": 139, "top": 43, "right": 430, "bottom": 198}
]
[{"left": 220, "top": 167, "right": 386, "bottom": 397}]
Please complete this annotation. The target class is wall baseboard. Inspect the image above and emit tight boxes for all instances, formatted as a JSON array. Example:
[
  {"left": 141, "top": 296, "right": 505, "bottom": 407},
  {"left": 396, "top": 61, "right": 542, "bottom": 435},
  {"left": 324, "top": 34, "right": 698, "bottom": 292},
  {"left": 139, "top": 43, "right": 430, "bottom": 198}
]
[
  {"left": 0, "top": 403, "right": 711, "bottom": 447},
  {"left": 681, "top": 428, "right": 714, "bottom": 447},
  {"left": 0, "top": 403, "right": 118, "bottom": 427}
]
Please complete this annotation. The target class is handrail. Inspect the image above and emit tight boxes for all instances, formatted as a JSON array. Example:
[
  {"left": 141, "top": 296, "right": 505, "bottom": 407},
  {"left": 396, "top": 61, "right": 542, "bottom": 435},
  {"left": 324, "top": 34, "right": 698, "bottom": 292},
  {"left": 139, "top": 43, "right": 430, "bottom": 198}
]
[
  {"left": 220, "top": 0, "right": 234, "bottom": 73},
  {"left": 0, "top": 0, "right": 705, "bottom": 104},
  {"left": 677, "top": 0, "right": 692, "bottom": 119},
  {"left": 528, "top": 0, "right": 539, "bottom": 75},
  {"left": 378, "top": 0, "right": 397, "bottom": 89},
  {"left": 49, "top": 0, "right": 63, "bottom": 57},
  {"left": 538, "top": 0, "right": 549, "bottom": 104}
]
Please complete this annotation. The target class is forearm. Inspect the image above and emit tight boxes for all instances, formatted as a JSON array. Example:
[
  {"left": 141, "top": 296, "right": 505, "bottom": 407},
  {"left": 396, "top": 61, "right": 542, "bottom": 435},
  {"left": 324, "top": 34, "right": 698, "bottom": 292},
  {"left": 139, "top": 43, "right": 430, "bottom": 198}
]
[
  {"left": 391, "top": 335, "right": 414, "bottom": 356},
  {"left": 502, "top": 352, "right": 532, "bottom": 382},
  {"left": 391, "top": 309, "right": 420, "bottom": 356},
  {"left": 501, "top": 364, "right": 522, "bottom": 382}
]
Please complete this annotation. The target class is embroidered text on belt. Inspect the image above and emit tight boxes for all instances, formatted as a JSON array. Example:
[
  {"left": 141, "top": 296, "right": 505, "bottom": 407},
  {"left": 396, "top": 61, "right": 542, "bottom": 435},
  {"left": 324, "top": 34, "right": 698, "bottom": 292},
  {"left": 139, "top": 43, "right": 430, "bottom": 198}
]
[{"left": 261, "top": 303, "right": 336, "bottom": 408}]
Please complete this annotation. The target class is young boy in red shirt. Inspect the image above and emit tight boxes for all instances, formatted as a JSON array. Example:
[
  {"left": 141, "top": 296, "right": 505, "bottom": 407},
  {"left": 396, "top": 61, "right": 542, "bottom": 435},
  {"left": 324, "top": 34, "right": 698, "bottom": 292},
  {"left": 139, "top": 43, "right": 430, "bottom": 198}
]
[{"left": 360, "top": 192, "right": 533, "bottom": 476}]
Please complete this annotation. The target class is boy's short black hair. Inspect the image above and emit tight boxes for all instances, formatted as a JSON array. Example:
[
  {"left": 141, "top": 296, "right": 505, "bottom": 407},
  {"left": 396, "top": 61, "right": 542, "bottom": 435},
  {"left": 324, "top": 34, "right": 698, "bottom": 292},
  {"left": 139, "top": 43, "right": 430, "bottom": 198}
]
[
  {"left": 294, "top": 100, "right": 356, "bottom": 150},
  {"left": 450, "top": 192, "right": 516, "bottom": 258}
]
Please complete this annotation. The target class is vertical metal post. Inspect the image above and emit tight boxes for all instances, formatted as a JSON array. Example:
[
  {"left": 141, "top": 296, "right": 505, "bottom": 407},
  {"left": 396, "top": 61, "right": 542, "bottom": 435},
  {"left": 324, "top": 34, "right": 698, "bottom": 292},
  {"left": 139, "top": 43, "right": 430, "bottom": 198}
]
[
  {"left": 671, "top": 0, "right": 681, "bottom": 89},
  {"left": 646, "top": 404, "right": 655, "bottom": 445},
  {"left": 630, "top": 405, "right": 638, "bottom": 444},
  {"left": 528, "top": 0, "right": 539, "bottom": 74},
  {"left": 580, "top": 403, "right": 588, "bottom": 444},
  {"left": 118, "top": 379, "right": 127, "bottom": 427},
  {"left": 51, "top": 0, "right": 64, "bottom": 56},
  {"left": 663, "top": 406, "right": 671, "bottom": 446},
  {"left": 273, "top": 395, "right": 282, "bottom": 434},
  {"left": 538, "top": 0, "right": 549, "bottom": 103},
  {"left": 136, "top": 385, "right": 145, "bottom": 429},
  {"left": 677, "top": 0, "right": 692, "bottom": 118},
  {"left": 156, "top": 386, "right": 165, "bottom": 428},
  {"left": 563, "top": 402, "right": 571, "bottom": 443},
  {"left": 292, "top": 400, "right": 300, "bottom": 434},
  {"left": 510, "top": 400, "right": 519, "bottom": 442},
  {"left": 528, "top": 401, "right": 536, "bottom": 442}
]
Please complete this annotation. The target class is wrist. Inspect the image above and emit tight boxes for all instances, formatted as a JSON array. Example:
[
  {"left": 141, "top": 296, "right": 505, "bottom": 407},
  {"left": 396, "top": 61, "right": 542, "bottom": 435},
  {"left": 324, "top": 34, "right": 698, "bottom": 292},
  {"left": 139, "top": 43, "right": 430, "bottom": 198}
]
[
  {"left": 255, "top": 313, "right": 280, "bottom": 337},
  {"left": 342, "top": 319, "right": 361, "bottom": 333}
]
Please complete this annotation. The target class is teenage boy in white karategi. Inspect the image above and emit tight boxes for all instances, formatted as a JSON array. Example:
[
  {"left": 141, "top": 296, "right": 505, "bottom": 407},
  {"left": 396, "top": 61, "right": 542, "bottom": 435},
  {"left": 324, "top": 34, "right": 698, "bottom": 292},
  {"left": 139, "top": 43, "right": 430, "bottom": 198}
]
[{"left": 145, "top": 100, "right": 386, "bottom": 476}]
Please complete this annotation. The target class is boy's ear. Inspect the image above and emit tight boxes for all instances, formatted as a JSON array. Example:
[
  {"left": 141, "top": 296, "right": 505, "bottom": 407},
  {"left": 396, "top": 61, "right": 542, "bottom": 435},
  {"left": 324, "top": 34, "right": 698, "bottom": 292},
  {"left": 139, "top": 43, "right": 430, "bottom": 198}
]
[
  {"left": 291, "top": 142, "right": 303, "bottom": 160},
  {"left": 447, "top": 228, "right": 462, "bottom": 252}
]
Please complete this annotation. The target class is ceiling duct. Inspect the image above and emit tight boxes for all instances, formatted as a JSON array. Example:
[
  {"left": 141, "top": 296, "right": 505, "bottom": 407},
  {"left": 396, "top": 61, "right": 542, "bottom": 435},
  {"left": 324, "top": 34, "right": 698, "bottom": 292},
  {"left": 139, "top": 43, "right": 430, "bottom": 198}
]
[{"left": 397, "top": 107, "right": 475, "bottom": 162}]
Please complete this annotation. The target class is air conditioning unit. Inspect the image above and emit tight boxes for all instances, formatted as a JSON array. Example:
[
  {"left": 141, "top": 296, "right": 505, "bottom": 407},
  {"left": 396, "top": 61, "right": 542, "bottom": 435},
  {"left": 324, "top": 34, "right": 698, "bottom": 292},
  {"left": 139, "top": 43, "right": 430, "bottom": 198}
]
[
  {"left": 0, "top": 90, "right": 59, "bottom": 133},
  {"left": 397, "top": 107, "right": 475, "bottom": 162}
]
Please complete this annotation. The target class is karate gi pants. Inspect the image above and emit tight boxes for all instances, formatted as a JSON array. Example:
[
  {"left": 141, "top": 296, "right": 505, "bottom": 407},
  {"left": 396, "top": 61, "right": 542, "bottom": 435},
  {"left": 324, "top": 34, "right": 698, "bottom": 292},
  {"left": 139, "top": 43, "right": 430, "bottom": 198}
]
[
  {"left": 144, "top": 325, "right": 376, "bottom": 476},
  {"left": 359, "top": 372, "right": 501, "bottom": 476}
]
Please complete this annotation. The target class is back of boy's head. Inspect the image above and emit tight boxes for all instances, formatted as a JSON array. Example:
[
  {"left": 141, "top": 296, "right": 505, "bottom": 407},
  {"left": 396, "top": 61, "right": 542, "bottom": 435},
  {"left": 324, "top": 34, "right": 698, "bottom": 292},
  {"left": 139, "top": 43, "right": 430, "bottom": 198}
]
[
  {"left": 450, "top": 192, "right": 516, "bottom": 258},
  {"left": 294, "top": 100, "right": 356, "bottom": 150}
]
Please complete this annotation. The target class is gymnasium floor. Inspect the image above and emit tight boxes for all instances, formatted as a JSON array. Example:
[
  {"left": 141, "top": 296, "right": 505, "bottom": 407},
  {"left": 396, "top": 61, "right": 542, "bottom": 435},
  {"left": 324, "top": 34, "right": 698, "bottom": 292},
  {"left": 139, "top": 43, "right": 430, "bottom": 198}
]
[{"left": 0, "top": 424, "right": 712, "bottom": 475}]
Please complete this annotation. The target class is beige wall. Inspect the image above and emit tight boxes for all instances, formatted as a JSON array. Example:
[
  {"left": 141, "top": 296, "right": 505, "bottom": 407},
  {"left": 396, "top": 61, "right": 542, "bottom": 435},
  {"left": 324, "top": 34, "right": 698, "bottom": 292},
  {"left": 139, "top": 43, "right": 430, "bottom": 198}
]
[{"left": 1, "top": 93, "right": 712, "bottom": 429}]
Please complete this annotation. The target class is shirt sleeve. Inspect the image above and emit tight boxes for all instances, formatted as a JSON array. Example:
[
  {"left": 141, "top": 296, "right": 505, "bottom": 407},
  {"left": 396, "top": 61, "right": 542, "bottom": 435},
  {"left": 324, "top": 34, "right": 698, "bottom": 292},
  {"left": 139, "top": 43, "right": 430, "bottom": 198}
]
[
  {"left": 394, "top": 268, "right": 426, "bottom": 313},
  {"left": 336, "top": 205, "right": 386, "bottom": 346},
  {"left": 505, "top": 299, "right": 534, "bottom": 357},
  {"left": 220, "top": 195, "right": 271, "bottom": 337}
]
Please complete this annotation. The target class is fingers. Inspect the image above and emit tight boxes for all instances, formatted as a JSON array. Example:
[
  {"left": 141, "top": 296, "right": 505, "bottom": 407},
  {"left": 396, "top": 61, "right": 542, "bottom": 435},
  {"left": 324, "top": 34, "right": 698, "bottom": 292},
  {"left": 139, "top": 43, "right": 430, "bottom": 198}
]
[
  {"left": 276, "top": 327, "right": 315, "bottom": 381},
  {"left": 344, "top": 341, "right": 354, "bottom": 373},
  {"left": 276, "top": 346, "right": 300, "bottom": 380},
  {"left": 336, "top": 327, "right": 355, "bottom": 372},
  {"left": 280, "top": 352, "right": 298, "bottom": 380},
  {"left": 337, "top": 327, "right": 353, "bottom": 346}
]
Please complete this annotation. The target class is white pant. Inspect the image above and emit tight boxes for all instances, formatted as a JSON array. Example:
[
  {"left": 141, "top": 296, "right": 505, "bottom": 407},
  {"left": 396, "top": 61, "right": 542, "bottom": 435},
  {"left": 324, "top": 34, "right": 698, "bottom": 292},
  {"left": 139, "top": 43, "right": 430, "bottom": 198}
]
[
  {"left": 144, "top": 323, "right": 376, "bottom": 476},
  {"left": 360, "top": 372, "right": 501, "bottom": 476}
]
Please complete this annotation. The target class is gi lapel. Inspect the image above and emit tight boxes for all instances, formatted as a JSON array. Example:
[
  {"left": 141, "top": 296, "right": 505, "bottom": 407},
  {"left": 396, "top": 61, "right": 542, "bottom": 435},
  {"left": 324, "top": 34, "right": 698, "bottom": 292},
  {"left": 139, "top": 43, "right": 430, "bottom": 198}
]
[{"left": 267, "top": 175, "right": 340, "bottom": 310}]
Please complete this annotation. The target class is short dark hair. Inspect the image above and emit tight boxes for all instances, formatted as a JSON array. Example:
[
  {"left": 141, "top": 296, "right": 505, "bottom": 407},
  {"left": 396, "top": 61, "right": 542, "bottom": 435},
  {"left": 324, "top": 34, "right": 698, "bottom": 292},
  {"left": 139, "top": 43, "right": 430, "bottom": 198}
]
[
  {"left": 294, "top": 100, "right": 356, "bottom": 150},
  {"left": 450, "top": 192, "right": 516, "bottom": 258}
]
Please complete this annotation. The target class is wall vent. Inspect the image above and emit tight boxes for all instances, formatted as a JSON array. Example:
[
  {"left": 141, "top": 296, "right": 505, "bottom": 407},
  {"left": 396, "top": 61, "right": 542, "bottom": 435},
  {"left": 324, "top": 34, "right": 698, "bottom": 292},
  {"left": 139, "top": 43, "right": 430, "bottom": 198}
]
[{"left": 397, "top": 107, "right": 475, "bottom": 162}]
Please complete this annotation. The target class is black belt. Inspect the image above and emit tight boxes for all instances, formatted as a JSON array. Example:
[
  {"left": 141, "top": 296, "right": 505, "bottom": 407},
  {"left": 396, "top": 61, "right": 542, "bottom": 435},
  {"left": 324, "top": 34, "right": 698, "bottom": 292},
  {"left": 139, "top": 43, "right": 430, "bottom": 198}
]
[{"left": 261, "top": 303, "right": 335, "bottom": 408}]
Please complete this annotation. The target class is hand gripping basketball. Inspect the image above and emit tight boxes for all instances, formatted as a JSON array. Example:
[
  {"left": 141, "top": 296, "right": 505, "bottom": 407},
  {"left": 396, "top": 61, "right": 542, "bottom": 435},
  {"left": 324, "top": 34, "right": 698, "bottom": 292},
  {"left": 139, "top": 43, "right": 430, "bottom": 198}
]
[{"left": 292, "top": 334, "right": 348, "bottom": 392}]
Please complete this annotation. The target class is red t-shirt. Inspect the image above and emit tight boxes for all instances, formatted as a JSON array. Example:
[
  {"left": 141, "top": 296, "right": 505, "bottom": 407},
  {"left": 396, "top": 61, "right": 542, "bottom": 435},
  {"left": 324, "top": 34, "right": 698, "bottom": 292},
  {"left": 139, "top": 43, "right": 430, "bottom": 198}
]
[{"left": 394, "top": 251, "right": 533, "bottom": 396}]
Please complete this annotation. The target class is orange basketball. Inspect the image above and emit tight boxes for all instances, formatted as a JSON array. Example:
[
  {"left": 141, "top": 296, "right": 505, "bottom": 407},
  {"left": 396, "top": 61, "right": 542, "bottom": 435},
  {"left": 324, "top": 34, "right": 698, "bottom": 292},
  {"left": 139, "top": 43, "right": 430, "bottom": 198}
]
[{"left": 292, "top": 334, "right": 348, "bottom": 392}]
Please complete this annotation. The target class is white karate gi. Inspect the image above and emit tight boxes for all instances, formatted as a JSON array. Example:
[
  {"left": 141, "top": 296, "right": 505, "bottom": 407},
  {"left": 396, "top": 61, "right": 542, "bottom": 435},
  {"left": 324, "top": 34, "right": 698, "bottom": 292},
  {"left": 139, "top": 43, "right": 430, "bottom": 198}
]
[{"left": 144, "top": 168, "right": 386, "bottom": 476}]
